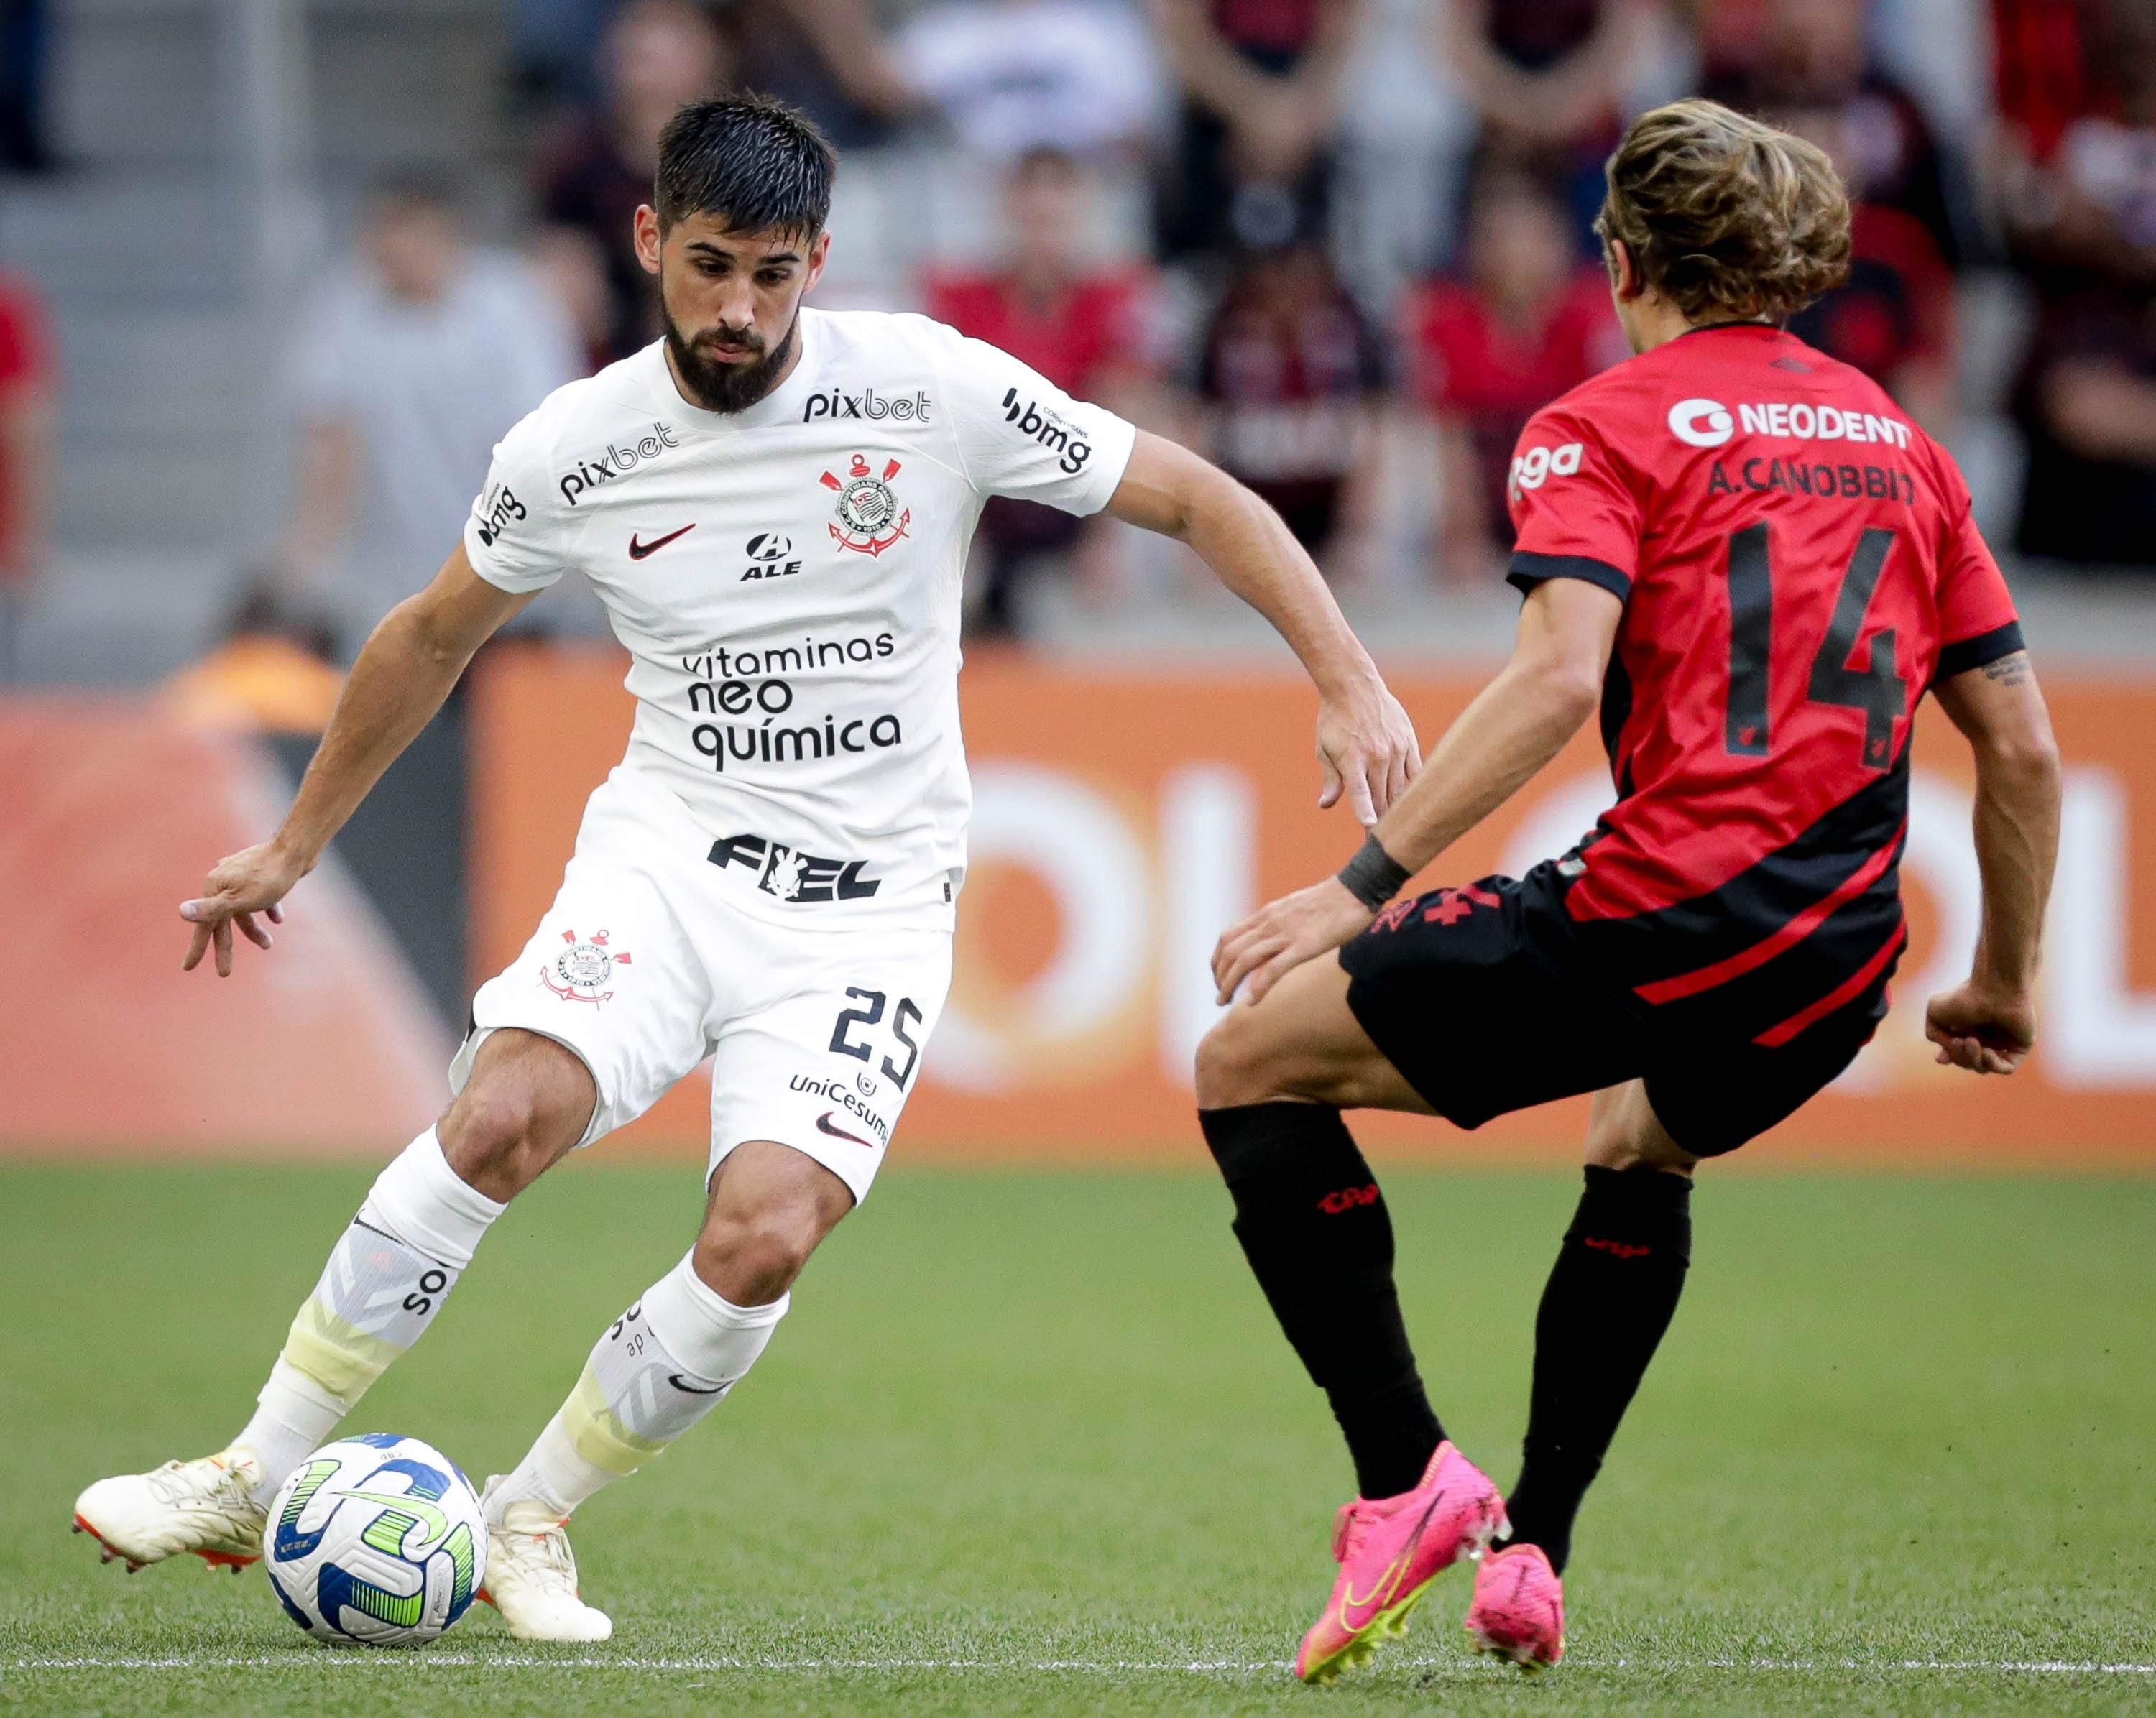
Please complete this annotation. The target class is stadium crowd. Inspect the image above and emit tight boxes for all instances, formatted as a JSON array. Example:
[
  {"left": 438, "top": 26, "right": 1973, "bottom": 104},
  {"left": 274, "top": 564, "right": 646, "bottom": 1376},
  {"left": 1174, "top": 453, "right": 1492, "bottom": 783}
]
[{"left": 5, "top": 0, "right": 2154, "bottom": 665}]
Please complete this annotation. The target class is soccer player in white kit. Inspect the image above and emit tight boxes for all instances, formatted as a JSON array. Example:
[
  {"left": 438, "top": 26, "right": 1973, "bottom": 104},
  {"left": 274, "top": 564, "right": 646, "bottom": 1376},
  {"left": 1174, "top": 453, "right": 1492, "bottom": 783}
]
[{"left": 72, "top": 96, "right": 1419, "bottom": 1641}]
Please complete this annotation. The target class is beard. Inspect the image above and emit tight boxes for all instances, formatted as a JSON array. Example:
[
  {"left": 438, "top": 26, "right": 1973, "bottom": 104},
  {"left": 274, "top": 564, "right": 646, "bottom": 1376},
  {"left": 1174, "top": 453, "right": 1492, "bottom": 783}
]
[{"left": 661, "top": 303, "right": 800, "bottom": 415}]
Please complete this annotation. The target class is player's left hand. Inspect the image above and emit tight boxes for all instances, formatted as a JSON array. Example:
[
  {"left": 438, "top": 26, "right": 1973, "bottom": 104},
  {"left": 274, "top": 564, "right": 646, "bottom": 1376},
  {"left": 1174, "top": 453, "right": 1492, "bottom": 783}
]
[
  {"left": 1213, "top": 877, "right": 1375, "bottom": 1006},
  {"left": 1924, "top": 981, "right": 2037, "bottom": 1075},
  {"left": 1316, "top": 681, "right": 1419, "bottom": 827}
]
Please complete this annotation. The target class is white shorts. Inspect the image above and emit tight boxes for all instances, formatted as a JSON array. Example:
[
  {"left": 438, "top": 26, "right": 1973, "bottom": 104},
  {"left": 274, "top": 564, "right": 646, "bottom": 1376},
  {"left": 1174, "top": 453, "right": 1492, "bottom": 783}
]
[{"left": 451, "top": 775, "right": 952, "bottom": 1204}]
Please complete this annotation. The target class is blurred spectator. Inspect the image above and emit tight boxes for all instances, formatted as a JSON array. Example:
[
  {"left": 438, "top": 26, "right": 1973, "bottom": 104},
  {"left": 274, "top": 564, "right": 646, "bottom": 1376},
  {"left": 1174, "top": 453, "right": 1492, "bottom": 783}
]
[
  {"left": 2014, "top": 289, "right": 2156, "bottom": 568},
  {"left": 1406, "top": 167, "right": 1625, "bottom": 582},
  {"left": 1782, "top": 102, "right": 1958, "bottom": 434},
  {"left": 163, "top": 583, "right": 345, "bottom": 735},
  {"left": 2009, "top": 0, "right": 2156, "bottom": 569},
  {"left": 896, "top": 0, "right": 1164, "bottom": 165},
  {"left": 270, "top": 169, "right": 580, "bottom": 653},
  {"left": 1702, "top": 0, "right": 1966, "bottom": 263},
  {"left": 0, "top": 0, "right": 50, "bottom": 173},
  {"left": 1194, "top": 240, "right": 1387, "bottom": 577},
  {"left": 1436, "top": 0, "right": 1669, "bottom": 249},
  {"left": 535, "top": 0, "right": 732, "bottom": 368},
  {"left": 926, "top": 148, "right": 1166, "bottom": 635},
  {"left": 1151, "top": 0, "right": 1366, "bottom": 261},
  {"left": 0, "top": 267, "right": 52, "bottom": 678},
  {"left": 732, "top": 0, "right": 920, "bottom": 152}
]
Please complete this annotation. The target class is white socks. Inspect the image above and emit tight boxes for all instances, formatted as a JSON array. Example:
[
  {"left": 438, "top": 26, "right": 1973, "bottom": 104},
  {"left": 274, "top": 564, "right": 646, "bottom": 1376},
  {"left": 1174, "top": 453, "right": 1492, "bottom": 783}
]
[
  {"left": 236, "top": 1128, "right": 505, "bottom": 1503},
  {"left": 490, "top": 1253, "right": 790, "bottom": 1518}
]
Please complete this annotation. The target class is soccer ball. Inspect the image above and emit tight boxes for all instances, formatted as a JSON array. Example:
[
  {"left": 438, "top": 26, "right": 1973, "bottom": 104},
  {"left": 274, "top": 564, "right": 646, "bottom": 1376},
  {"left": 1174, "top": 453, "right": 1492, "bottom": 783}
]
[{"left": 262, "top": 1433, "right": 487, "bottom": 1646}]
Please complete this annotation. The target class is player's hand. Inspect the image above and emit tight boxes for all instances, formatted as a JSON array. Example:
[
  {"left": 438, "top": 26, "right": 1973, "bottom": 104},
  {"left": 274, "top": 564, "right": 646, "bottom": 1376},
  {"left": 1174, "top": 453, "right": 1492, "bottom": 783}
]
[
  {"left": 1316, "top": 680, "right": 1419, "bottom": 828},
  {"left": 180, "top": 843, "right": 305, "bottom": 976},
  {"left": 1213, "top": 877, "right": 1375, "bottom": 1006},
  {"left": 1924, "top": 981, "right": 2037, "bottom": 1075}
]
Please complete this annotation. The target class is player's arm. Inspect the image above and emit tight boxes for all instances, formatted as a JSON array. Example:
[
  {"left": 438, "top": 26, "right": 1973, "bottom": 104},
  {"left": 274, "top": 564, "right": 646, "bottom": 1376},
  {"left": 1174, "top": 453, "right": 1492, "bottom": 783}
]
[
  {"left": 1213, "top": 577, "right": 1621, "bottom": 1002},
  {"left": 1923, "top": 650, "right": 2062, "bottom": 1073},
  {"left": 1106, "top": 428, "right": 1419, "bottom": 825},
  {"left": 180, "top": 544, "right": 533, "bottom": 976}
]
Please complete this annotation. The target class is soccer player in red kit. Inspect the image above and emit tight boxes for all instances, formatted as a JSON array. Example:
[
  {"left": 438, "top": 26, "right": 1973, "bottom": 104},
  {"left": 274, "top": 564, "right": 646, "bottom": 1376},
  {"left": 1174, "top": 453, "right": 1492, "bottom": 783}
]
[{"left": 1193, "top": 100, "right": 2063, "bottom": 1681}]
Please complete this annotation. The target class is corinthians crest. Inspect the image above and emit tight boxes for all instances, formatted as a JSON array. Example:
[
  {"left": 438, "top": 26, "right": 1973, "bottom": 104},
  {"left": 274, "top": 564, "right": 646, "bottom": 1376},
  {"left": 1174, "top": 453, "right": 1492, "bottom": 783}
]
[
  {"left": 820, "top": 453, "right": 910, "bottom": 557},
  {"left": 541, "top": 927, "right": 632, "bottom": 1004}
]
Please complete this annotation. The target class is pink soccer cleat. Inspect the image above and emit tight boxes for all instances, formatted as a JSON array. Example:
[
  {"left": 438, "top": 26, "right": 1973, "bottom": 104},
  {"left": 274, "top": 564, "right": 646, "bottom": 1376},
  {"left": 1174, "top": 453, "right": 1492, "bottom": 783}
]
[
  {"left": 1465, "top": 1541, "right": 1565, "bottom": 1671},
  {"left": 1291, "top": 1441, "right": 1507, "bottom": 1684}
]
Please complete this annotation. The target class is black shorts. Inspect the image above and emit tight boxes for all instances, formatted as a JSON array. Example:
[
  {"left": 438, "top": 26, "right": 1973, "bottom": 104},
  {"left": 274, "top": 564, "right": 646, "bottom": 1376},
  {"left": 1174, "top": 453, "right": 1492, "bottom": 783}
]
[{"left": 1338, "top": 863, "right": 1891, "bottom": 1158}]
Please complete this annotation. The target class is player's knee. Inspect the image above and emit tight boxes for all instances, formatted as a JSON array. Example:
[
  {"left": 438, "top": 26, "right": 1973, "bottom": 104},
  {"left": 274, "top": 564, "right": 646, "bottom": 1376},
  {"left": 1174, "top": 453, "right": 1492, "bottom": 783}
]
[
  {"left": 693, "top": 1204, "right": 824, "bottom": 1306},
  {"left": 439, "top": 1048, "right": 591, "bottom": 1200},
  {"left": 1195, "top": 1010, "right": 1285, "bottom": 1111}
]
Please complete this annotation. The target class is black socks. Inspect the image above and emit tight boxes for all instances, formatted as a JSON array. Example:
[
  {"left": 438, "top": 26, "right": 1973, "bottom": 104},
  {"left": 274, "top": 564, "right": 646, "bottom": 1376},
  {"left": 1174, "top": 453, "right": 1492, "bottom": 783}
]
[
  {"left": 1200, "top": 1102, "right": 1443, "bottom": 1500},
  {"left": 1503, "top": 1165, "right": 1694, "bottom": 1574}
]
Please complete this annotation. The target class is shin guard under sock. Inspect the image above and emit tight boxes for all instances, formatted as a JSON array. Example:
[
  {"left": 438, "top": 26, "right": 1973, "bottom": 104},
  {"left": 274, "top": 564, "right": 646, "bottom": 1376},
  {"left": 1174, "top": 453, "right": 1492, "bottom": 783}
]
[
  {"left": 1201, "top": 1102, "right": 1442, "bottom": 1499},
  {"left": 1504, "top": 1165, "right": 1693, "bottom": 1572}
]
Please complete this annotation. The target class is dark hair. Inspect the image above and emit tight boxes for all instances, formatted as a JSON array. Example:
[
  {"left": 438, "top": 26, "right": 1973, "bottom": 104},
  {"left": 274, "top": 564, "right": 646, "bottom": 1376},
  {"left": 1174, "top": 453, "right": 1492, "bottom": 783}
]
[{"left": 655, "top": 93, "right": 835, "bottom": 237}]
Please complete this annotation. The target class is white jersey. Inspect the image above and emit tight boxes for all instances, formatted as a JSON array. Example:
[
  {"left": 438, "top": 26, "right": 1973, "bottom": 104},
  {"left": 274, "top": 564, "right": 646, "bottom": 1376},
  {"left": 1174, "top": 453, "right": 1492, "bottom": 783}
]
[{"left": 464, "top": 307, "right": 1136, "bottom": 927}]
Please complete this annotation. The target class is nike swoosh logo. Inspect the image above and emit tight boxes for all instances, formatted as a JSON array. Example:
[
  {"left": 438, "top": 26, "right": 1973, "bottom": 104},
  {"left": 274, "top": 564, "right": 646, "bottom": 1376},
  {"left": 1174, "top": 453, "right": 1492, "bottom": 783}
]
[
  {"left": 667, "top": 1373, "right": 729, "bottom": 1395},
  {"left": 628, "top": 523, "right": 696, "bottom": 560},
  {"left": 1338, "top": 1487, "right": 1450, "bottom": 1625},
  {"left": 816, "top": 1112, "right": 876, "bottom": 1148}
]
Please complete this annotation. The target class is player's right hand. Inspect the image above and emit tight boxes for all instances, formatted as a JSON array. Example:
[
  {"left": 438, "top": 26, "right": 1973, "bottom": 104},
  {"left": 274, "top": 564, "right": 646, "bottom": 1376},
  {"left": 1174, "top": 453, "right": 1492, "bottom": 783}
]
[
  {"left": 180, "top": 843, "right": 304, "bottom": 976},
  {"left": 1923, "top": 982, "right": 2037, "bottom": 1075}
]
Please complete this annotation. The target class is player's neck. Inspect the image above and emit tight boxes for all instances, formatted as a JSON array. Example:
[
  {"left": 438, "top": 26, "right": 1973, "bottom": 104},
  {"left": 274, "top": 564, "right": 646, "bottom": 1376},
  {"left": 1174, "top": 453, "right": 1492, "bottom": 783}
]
[{"left": 1628, "top": 295, "right": 1774, "bottom": 356}]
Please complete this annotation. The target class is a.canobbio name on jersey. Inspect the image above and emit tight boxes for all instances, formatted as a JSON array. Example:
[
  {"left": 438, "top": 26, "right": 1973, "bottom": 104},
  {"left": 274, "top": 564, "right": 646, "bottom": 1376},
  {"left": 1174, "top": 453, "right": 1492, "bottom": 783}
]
[{"left": 1667, "top": 397, "right": 1914, "bottom": 450}]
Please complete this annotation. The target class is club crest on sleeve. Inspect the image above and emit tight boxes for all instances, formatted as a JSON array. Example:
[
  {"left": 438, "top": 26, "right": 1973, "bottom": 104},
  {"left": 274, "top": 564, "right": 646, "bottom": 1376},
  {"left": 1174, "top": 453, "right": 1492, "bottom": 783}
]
[
  {"left": 541, "top": 927, "right": 632, "bottom": 1004},
  {"left": 820, "top": 453, "right": 910, "bottom": 557}
]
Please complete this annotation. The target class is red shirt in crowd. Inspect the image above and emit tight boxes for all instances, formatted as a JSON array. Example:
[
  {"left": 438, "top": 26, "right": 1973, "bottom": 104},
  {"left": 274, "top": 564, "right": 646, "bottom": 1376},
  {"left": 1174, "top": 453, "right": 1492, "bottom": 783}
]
[
  {"left": 1505, "top": 323, "right": 2022, "bottom": 1043},
  {"left": 923, "top": 269, "right": 1155, "bottom": 400},
  {"left": 1411, "top": 269, "right": 1625, "bottom": 542},
  {"left": 0, "top": 272, "right": 52, "bottom": 577},
  {"left": 1788, "top": 204, "right": 1955, "bottom": 393}
]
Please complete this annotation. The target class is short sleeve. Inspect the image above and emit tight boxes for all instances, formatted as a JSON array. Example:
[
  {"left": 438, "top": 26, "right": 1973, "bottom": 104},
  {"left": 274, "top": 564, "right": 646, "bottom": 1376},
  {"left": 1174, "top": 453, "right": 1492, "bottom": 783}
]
[
  {"left": 938, "top": 331, "right": 1137, "bottom": 515},
  {"left": 1933, "top": 499, "right": 2023, "bottom": 679},
  {"left": 1503, "top": 404, "right": 1641, "bottom": 604},
  {"left": 464, "top": 405, "right": 566, "bottom": 593}
]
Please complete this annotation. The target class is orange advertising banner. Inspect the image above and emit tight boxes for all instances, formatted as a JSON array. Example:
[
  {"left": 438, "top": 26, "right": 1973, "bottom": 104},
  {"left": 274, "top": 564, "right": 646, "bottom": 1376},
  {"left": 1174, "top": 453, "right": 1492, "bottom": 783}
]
[
  {"left": 0, "top": 700, "right": 452, "bottom": 1154},
  {"left": 471, "top": 648, "right": 2156, "bottom": 1169}
]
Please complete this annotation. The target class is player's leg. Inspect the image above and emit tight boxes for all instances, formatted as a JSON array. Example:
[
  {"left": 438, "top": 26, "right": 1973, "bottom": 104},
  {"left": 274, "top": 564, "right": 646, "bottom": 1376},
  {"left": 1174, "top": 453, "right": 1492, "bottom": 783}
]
[
  {"left": 488, "top": 1140, "right": 848, "bottom": 1525},
  {"left": 69, "top": 1033, "right": 595, "bottom": 1574},
  {"left": 1195, "top": 954, "right": 1451, "bottom": 1502},
  {"left": 73, "top": 814, "right": 706, "bottom": 1576},
  {"left": 479, "top": 919, "right": 952, "bottom": 1640},
  {"left": 1465, "top": 1081, "right": 1696, "bottom": 1671},
  {"left": 1196, "top": 954, "right": 1509, "bottom": 1683},
  {"left": 1198, "top": 869, "right": 1650, "bottom": 1681},
  {"left": 1471, "top": 995, "right": 1886, "bottom": 1671}
]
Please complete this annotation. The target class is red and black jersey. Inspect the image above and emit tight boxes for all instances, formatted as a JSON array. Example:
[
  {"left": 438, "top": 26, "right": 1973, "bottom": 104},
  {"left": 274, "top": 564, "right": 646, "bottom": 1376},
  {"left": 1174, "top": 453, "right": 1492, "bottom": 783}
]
[{"left": 1505, "top": 323, "right": 2022, "bottom": 1045}]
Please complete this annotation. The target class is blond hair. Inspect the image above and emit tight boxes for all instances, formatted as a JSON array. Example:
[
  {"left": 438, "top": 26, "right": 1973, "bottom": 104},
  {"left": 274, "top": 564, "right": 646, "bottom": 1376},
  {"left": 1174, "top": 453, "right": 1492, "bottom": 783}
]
[{"left": 1595, "top": 99, "right": 1851, "bottom": 325}]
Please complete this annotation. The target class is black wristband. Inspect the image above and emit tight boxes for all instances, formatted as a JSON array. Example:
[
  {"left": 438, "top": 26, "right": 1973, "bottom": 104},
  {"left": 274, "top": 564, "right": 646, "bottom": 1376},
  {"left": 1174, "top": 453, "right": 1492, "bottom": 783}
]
[{"left": 1336, "top": 833, "right": 1412, "bottom": 911}]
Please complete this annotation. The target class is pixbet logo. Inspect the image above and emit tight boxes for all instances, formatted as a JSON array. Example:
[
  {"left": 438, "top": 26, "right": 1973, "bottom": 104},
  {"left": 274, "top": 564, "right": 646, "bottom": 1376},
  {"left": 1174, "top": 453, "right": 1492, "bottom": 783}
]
[
  {"left": 559, "top": 421, "right": 681, "bottom": 505},
  {"left": 740, "top": 531, "right": 802, "bottom": 582},
  {"left": 803, "top": 387, "right": 931, "bottom": 424}
]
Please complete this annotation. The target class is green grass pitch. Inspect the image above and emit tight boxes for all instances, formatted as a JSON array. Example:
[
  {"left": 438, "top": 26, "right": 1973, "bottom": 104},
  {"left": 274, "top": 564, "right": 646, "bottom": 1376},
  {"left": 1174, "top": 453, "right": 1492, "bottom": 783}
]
[{"left": 1, "top": 1160, "right": 2152, "bottom": 1716}]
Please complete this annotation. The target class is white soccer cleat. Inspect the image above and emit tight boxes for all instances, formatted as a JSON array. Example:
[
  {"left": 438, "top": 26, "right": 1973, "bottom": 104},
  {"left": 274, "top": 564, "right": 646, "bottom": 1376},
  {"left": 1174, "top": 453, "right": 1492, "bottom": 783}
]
[
  {"left": 72, "top": 1447, "right": 267, "bottom": 1573},
  {"left": 477, "top": 1479, "right": 614, "bottom": 1643}
]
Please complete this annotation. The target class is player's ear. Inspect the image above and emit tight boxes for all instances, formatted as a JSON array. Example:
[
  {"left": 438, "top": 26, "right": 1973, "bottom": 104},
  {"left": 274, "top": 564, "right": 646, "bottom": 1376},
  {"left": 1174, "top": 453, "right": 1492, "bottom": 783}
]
[
  {"left": 1606, "top": 239, "right": 1641, "bottom": 302},
  {"left": 803, "top": 229, "right": 831, "bottom": 297},
  {"left": 633, "top": 205, "right": 664, "bottom": 277}
]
